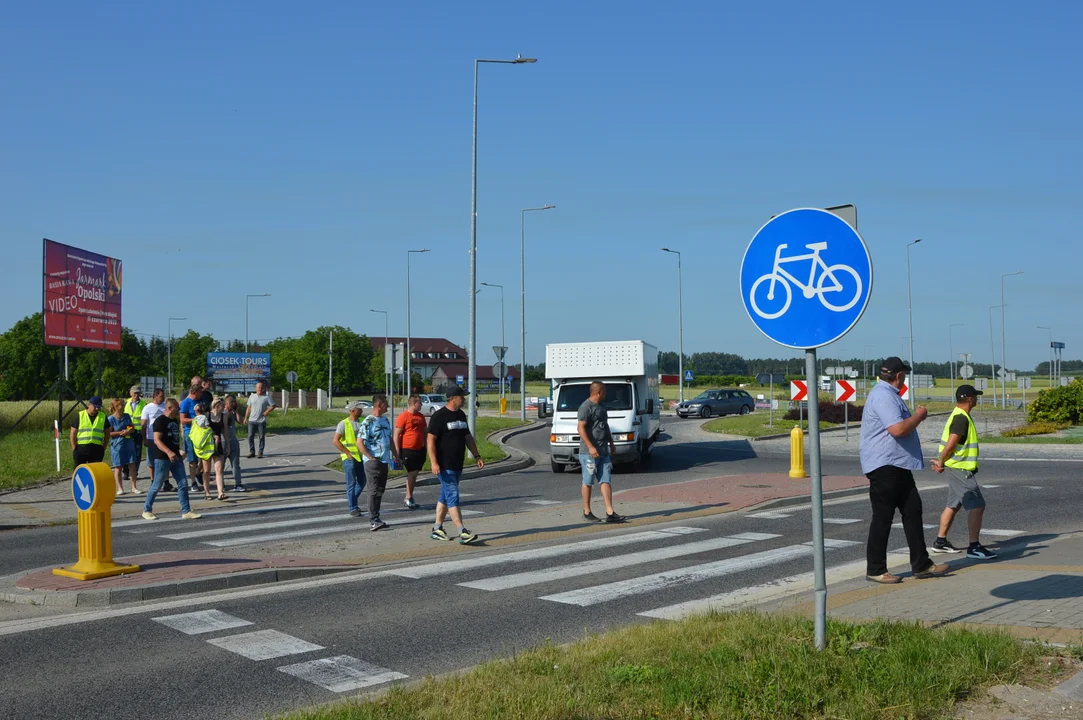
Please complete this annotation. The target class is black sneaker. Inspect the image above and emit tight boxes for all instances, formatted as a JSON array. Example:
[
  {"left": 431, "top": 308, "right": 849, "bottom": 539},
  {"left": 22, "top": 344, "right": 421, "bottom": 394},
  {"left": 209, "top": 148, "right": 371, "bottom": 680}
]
[
  {"left": 931, "top": 540, "right": 961, "bottom": 554},
  {"left": 605, "top": 512, "right": 626, "bottom": 524},
  {"left": 162, "top": 484, "right": 176, "bottom": 493},
  {"left": 349, "top": 509, "right": 364, "bottom": 518},
  {"left": 967, "top": 544, "right": 998, "bottom": 560},
  {"left": 370, "top": 518, "right": 388, "bottom": 531},
  {"left": 583, "top": 511, "right": 602, "bottom": 523}
]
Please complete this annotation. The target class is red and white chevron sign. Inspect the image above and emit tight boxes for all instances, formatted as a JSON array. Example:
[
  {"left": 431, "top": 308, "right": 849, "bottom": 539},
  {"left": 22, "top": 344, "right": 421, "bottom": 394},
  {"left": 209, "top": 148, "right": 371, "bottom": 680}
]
[
  {"left": 790, "top": 380, "right": 807, "bottom": 401},
  {"left": 834, "top": 380, "right": 855, "bottom": 402},
  {"left": 898, "top": 383, "right": 910, "bottom": 400}
]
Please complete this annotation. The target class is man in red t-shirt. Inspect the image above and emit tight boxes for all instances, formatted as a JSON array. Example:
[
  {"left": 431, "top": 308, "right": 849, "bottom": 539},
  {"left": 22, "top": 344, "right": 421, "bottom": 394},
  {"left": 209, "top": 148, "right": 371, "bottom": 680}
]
[{"left": 394, "top": 394, "right": 428, "bottom": 509}]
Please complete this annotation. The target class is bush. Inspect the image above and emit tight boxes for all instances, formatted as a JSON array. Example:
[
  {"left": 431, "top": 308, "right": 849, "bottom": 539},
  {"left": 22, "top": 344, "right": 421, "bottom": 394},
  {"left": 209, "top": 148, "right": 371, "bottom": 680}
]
[
  {"left": 1026, "top": 379, "right": 1083, "bottom": 425},
  {"left": 783, "top": 401, "right": 863, "bottom": 424},
  {"left": 1002, "top": 421, "right": 1069, "bottom": 437}
]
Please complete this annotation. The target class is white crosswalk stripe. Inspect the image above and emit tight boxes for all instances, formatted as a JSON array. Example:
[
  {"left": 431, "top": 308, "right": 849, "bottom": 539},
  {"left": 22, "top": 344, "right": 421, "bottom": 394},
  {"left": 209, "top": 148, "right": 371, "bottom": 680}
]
[
  {"left": 458, "top": 534, "right": 781, "bottom": 592},
  {"left": 277, "top": 655, "right": 408, "bottom": 692},
  {"left": 152, "top": 610, "right": 253, "bottom": 635},
  {"left": 747, "top": 511, "right": 791, "bottom": 519},
  {"left": 523, "top": 500, "right": 562, "bottom": 506},
  {"left": 200, "top": 510, "right": 484, "bottom": 548},
  {"left": 116, "top": 500, "right": 340, "bottom": 530},
  {"left": 822, "top": 518, "right": 861, "bottom": 524},
  {"left": 891, "top": 522, "right": 1022, "bottom": 538},
  {"left": 207, "top": 629, "right": 324, "bottom": 661}
]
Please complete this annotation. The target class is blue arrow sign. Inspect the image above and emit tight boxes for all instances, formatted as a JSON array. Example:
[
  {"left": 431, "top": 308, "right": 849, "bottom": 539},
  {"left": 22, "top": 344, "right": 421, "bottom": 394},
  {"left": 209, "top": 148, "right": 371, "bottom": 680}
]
[
  {"left": 740, "top": 208, "right": 872, "bottom": 349},
  {"left": 72, "top": 465, "right": 95, "bottom": 512},
  {"left": 684, "top": 370, "right": 694, "bottom": 382}
]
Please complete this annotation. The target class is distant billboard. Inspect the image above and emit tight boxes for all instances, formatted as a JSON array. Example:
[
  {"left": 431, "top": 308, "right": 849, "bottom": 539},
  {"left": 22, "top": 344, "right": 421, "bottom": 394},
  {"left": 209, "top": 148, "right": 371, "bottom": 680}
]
[
  {"left": 42, "top": 239, "right": 123, "bottom": 350},
  {"left": 206, "top": 352, "right": 271, "bottom": 393}
]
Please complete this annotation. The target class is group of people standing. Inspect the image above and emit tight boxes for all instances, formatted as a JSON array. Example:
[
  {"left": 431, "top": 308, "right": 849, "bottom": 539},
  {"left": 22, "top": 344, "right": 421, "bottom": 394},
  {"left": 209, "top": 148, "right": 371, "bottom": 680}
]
[{"left": 68, "top": 375, "right": 279, "bottom": 522}]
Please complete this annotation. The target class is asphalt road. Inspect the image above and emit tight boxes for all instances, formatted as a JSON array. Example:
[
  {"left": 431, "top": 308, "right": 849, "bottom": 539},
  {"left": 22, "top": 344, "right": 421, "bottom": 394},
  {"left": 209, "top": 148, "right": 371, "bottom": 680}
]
[{"left": 1, "top": 419, "right": 1081, "bottom": 719}]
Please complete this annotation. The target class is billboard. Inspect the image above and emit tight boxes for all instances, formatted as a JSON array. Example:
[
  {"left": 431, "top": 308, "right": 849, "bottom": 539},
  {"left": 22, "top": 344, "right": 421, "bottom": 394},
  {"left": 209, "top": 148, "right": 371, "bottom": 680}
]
[
  {"left": 206, "top": 352, "right": 271, "bottom": 393},
  {"left": 42, "top": 239, "right": 123, "bottom": 350}
]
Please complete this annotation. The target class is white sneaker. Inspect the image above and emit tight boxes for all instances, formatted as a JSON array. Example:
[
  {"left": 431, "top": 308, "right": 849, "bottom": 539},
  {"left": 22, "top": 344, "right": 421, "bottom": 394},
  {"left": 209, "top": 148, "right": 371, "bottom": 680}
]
[
  {"left": 182, "top": 511, "right": 202, "bottom": 520},
  {"left": 142, "top": 511, "right": 157, "bottom": 520},
  {"left": 116, "top": 489, "right": 125, "bottom": 496}
]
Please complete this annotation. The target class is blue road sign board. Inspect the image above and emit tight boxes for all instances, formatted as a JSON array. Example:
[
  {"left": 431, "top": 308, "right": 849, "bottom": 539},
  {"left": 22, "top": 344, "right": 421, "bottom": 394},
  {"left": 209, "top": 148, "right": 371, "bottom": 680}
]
[
  {"left": 456, "top": 375, "right": 464, "bottom": 385},
  {"left": 684, "top": 370, "right": 694, "bottom": 382},
  {"left": 740, "top": 208, "right": 872, "bottom": 349},
  {"left": 72, "top": 465, "right": 95, "bottom": 511}
]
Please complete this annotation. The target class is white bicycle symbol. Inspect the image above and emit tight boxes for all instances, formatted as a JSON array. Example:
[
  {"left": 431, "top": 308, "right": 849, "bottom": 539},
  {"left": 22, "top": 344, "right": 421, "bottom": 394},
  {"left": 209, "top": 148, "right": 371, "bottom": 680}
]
[{"left": 750, "top": 241, "right": 862, "bottom": 320}]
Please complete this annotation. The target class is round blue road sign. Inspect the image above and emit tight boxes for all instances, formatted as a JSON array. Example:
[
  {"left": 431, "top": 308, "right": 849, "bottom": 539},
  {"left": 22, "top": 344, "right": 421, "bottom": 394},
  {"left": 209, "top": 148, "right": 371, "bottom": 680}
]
[
  {"left": 740, "top": 208, "right": 872, "bottom": 349},
  {"left": 72, "top": 465, "right": 96, "bottom": 512}
]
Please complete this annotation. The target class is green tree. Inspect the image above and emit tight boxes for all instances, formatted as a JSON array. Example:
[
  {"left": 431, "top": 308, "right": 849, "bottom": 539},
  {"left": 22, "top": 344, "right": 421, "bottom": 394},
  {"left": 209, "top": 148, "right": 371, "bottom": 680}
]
[
  {"left": 265, "top": 326, "right": 375, "bottom": 394},
  {"left": 170, "top": 330, "right": 221, "bottom": 392},
  {"left": 0, "top": 313, "right": 63, "bottom": 400}
]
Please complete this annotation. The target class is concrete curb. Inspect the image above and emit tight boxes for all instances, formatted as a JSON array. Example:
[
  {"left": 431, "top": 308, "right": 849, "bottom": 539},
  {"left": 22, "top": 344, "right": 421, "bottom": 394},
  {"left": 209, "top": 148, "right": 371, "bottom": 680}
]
[{"left": 0, "top": 565, "right": 356, "bottom": 608}]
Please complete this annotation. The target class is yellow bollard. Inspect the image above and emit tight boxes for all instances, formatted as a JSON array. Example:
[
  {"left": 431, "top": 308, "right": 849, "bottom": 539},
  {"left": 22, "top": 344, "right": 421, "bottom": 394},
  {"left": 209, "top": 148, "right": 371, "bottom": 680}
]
[
  {"left": 53, "top": 462, "right": 141, "bottom": 580},
  {"left": 788, "top": 426, "right": 807, "bottom": 479},
  {"left": 499, "top": 397, "right": 508, "bottom": 415}
]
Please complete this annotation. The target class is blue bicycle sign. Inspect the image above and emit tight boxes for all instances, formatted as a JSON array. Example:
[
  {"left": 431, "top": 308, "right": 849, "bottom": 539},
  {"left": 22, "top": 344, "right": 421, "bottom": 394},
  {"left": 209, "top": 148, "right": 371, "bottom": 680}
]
[{"left": 740, "top": 208, "right": 872, "bottom": 349}]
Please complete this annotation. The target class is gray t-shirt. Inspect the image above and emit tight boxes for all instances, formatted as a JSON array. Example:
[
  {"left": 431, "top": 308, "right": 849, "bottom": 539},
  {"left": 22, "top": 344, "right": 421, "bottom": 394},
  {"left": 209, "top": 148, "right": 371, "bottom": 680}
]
[
  {"left": 577, "top": 399, "right": 611, "bottom": 456},
  {"left": 859, "top": 381, "right": 924, "bottom": 474},
  {"left": 247, "top": 393, "right": 275, "bottom": 425}
]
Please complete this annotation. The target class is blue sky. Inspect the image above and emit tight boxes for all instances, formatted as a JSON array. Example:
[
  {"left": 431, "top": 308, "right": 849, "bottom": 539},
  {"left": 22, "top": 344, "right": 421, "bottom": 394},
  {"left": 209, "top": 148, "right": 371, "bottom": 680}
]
[{"left": 2, "top": 1, "right": 1079, "bottom": 372}]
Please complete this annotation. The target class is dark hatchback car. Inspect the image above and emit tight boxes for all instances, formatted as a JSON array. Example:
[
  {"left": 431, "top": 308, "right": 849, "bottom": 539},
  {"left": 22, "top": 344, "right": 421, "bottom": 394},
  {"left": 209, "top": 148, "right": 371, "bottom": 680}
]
[{"left": 675, "top": 389, "right": 755, "bottom": 418}]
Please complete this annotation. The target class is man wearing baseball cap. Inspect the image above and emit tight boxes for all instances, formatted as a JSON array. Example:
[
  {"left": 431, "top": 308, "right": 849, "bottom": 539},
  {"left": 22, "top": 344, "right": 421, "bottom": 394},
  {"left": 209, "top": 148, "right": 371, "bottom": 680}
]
[
  {"left": 122, "top": 385, "right": 148, "bottom": 486},
  {"left": 858, "top": 357, "right": 948, "bottom": 583},
  {"left": 930, "top": 384, "right": 997, "bottom": 560},
  {"left": 69, "top": 396, "right": 107, "bottom": 466}
]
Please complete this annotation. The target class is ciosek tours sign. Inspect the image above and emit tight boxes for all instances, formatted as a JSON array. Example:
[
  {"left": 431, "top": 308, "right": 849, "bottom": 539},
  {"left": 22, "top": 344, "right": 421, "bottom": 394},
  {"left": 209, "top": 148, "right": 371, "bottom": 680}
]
[
  {"left": 42, "top": 239, "right": 123, "bottom": 350},
  {"left": 206, "top": 353, "right": 271, "bottom": 392}
]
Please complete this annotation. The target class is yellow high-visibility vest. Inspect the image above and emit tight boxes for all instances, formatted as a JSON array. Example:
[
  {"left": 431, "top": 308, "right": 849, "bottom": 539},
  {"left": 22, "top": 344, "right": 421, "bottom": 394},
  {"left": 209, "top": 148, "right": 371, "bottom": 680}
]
[
  {"left": 190, "top": 422, "right": 215, "bottom": 460},
  {"left": 938, "top": 407, "right": 978, "bottom": 472},
  {"left": 339, "top": 420, "right": 362, "bottom": 462},
  {"left": 128, "top": 399, "right": 148, "bottom": 430},
  {"left": 76, "top": 410, "right": 106, "bottom": 446}
]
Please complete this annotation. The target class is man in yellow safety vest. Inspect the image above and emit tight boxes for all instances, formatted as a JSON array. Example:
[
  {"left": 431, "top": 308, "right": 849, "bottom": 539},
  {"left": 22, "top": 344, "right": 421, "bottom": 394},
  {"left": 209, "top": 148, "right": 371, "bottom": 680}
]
[
  {"left": 930, "top": 384, "right": 997, "bottom": 560},
  {"left": 69, "top": 396, "right": 106, "bottom": 466},
  {"left": 123, "top": 385, "right": 148, "bottom": 485},
  {"left": 332, "top": 401, "right": 367, "bottom": 518}
]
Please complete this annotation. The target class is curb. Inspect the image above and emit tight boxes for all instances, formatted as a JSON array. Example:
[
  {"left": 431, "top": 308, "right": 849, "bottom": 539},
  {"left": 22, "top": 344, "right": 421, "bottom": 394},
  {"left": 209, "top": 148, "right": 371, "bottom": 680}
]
[{"left": 0, "top": 565, "right": 356, "bottom": 608}]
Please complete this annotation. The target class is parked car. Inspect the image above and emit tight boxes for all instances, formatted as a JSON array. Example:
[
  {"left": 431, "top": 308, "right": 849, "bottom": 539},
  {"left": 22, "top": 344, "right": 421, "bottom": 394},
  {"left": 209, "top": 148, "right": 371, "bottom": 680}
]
[
  {"left": 419, "top": 393, "right": 446, "bottom": 416},
  {"left": 675, "top": 389, "right": 755, "bottom": 418}
]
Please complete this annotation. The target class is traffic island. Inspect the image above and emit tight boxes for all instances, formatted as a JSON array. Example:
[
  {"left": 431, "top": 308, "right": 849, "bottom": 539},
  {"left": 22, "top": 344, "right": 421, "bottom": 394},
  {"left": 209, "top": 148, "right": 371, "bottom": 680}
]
[{"left": 2, "top": 551, "right": 354, "bottom": 607}]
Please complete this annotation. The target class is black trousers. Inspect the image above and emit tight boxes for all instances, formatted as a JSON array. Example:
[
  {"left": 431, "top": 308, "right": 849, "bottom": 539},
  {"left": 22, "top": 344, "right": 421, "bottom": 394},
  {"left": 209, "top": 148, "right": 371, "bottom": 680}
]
[
  {"left": 865, "top": 465, "right": 933, "bottom": 576},
  {"left": 73, "top": 444, "right": 105, "bottom": 467}
]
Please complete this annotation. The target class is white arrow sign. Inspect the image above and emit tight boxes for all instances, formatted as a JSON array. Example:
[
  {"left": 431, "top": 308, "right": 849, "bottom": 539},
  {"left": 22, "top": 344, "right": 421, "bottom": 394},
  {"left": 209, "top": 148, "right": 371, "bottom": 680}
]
[{"left": 75, "top": 475, "right": 92, "bottom": 505}]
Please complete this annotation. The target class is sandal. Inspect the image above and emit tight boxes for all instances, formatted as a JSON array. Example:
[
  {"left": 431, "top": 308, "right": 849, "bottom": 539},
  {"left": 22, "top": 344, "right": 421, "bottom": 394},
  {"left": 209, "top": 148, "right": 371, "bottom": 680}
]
[
  {"left": 215, "top": 494, "right": 230, "bottom": 502},
  {"left": 204, "top": 493, "right": 212, "bottom": 501}
]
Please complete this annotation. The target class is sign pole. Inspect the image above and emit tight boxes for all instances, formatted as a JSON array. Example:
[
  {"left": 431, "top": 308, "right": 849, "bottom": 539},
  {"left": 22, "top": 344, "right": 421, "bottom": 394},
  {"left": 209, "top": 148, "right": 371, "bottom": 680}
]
[
  {"left": 806, "top": 348, "right": 827, "bottom": 651},
  {"left": 769, "top": 374, "right": 774, "bottom": 428}
]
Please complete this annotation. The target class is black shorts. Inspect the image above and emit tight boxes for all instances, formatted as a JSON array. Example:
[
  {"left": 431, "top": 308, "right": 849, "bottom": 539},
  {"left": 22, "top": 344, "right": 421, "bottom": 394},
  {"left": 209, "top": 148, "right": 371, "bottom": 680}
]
[{"left": 401, "top": 448, "right": 426, "bottom": 472}]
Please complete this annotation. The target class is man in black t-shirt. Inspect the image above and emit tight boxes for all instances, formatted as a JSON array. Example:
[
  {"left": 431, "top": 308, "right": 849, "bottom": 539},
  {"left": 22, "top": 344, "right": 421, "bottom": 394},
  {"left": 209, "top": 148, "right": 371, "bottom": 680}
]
[
  {"left": 143, "top": 398, "right": 201, "bottom": 522},
  {"left": 426, "top": 387, "right": 484, "bottom": 545}
]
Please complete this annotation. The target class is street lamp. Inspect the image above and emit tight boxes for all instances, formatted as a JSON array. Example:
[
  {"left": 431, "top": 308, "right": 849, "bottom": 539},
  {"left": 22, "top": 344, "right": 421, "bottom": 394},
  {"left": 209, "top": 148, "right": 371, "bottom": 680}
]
[
  {"left": 989, "top": 305, "right": 1005, "bottom": 408},
  {"left": 661, "top": 248, "right": 684, "bottom": 403},
  {"left": 1000, "top": 271, "right": 1024, "bottom": 408},
  {"left": 520, "top": 204, "right": 555, "bottom": 421},
  {"left": 406, "top": 249, "right": 430, "bottom": 395},
  {"left": 245, "top": 294, "right": 271, "bottom": 352},
  {"left": 469, "top": 54, "right": 538, "bottom": 438},
  {"left": 948, "top": 323, "right": 963, "bottom": 395},
  {"left": 1038, "top": 326, "right": 1053, "bottom": 388},
  {"left": 167, "top": 317, "right": 187, "bottom": 395},
  {"left": 481, "top": 282, "right": 505, "bottom": 400},
  {"left": 905, "top": 239, "right": 922, "bottom": 410}
]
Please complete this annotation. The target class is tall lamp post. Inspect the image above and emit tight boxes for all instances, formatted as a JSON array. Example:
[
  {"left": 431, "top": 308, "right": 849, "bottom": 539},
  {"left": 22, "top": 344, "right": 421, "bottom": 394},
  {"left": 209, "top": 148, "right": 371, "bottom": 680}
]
[
  {"left": 167, "top": 317, "right": 187, "bottom": 395},
  {"left": 469, "top": 54, "right": 537, "bottom": 439},
  {"left": 406, "top": 249, "right": 430, "bottom": 395},
  {"left": 948, "top": 323, "right": 963, "bottom": 395},
  {"left": 661, "top": 248, "right": 684, "bottom": 403},
  {"left": 1038, "top": 326, "right": 1053, "bottom": 389},
  {"left": 245, "top": 294, "right": 271, "bottom": 352},
  {"left": 1000, "top": 271, "right": 1024, "bottom": 408},
  {"left": 989, "top": 305, "right": 1005, "bottom": 408},
  {"left": 481, "top": 282, "right": 505, "bottom": 400},
  {"left": 520, "top": 204, "right": 554, "bottom": 421},
  {"left": 905, "top": 239, "right": 922, "bottom": 410}
]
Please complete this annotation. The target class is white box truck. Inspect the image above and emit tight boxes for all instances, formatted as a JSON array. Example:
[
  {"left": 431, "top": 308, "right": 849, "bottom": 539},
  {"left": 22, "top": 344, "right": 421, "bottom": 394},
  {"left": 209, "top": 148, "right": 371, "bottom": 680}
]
[{"left": 545, "top": 340, "right": 661, "bottom": 473}]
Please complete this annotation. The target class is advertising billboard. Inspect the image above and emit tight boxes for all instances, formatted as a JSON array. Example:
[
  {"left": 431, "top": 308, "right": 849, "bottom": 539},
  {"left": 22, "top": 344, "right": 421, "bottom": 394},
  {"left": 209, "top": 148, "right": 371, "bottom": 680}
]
[
  {"left": 206, "top": 352, "right": 271, "bottom": 393},
  {"left": 42, "top": 239, "right": 123, "bottom": 350}
]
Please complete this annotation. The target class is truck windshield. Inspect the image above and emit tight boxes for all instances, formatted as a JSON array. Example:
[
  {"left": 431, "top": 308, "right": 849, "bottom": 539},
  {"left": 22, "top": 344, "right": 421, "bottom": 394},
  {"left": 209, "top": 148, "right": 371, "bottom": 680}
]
[{"left": 556, "top": 383, "right": 633, "bottom": 412}]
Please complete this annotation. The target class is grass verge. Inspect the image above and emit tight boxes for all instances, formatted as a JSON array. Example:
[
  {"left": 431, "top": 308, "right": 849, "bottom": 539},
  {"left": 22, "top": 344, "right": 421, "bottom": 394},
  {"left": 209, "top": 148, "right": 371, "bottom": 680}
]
[
  {"left": 702, "top": 413, "right": 839, "bottom": 437},
  {"left": 980, "top": 435, "right": 1083, "bottom": 445},
  {"left": 324, "top": 417, "right": 528, "bottom": 479},
  {"left": 279, "top": 612, "right": 1046, "bottom": 720}
]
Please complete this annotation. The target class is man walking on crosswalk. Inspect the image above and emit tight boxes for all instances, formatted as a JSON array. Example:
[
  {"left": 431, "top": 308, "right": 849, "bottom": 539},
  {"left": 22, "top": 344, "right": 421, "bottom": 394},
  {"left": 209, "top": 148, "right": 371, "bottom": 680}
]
[
  {"left": 428, "top": 387, "right": 483, "bottom": 544},
  {"left": 578, "top": 381, "right": 624, "bottom": 524}
]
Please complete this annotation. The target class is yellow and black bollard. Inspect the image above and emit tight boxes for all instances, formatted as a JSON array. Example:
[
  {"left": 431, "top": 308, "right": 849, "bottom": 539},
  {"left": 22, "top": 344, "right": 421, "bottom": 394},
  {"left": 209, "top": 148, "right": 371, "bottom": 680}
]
[
  {"left": 788, "top": 426, "right": 807, "bottom": 479},
  {"left": 53, "top": 462, "right": 141, "bottom": 580}
]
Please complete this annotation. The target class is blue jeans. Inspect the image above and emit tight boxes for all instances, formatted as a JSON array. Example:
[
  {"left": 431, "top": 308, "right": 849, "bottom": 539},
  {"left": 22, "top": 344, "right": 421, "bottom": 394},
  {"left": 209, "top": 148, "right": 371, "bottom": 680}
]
[
  {"left": 579, "top": 453, "right": 612, "bottom": 487},
  {"left": 437, "top": 469, "right": 462, "bottom": 508},
  {"left": 248, "top": 422, "right": 266, "bottom": 455},
  {"left": 147, "top": 458, "right": 191, "bottom": 515},
  {"left": 343, "top": 458, "right": 366, "bottom": 512}
]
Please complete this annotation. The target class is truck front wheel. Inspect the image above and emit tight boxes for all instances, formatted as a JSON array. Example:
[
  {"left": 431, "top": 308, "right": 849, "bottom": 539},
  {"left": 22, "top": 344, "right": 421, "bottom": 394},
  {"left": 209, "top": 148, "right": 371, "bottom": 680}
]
[{"left": 550, "top": 459, "right": 566, "bottom": 473}]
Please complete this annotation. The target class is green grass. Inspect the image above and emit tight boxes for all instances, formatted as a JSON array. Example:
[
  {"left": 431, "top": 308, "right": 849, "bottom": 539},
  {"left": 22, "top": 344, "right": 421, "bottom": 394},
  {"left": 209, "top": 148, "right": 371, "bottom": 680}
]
[
  {"left": 278, "top": 611, "right": 1046, "bottom": 720},
  {"left": 325, "top": 417, "right": 528, "bottom": 479},
  {"left": 702, "top": 412, "right": 839, "bottom": 437},
  {"left": 980, "top": 435, "right": 1083, "bottom": 445}
]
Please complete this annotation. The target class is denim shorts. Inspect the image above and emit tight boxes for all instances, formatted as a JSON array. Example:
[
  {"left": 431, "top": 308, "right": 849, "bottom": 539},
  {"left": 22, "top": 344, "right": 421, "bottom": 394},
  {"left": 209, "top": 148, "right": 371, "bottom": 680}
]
[
  {"left": 184, "top": 434, "right": 195, "bottom": 460},
  {"left": 437, "top": 469, "right": 463, "bottom": 508},
  {"left": 579, "top": 453, "right": 612, "bottom": 487}
]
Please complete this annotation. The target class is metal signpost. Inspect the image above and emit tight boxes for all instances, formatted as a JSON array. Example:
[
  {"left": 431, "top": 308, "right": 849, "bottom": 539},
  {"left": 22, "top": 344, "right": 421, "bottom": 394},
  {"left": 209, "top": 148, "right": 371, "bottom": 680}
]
[{"left": 741, "top": 207, "right": 872, "bottom": 651}]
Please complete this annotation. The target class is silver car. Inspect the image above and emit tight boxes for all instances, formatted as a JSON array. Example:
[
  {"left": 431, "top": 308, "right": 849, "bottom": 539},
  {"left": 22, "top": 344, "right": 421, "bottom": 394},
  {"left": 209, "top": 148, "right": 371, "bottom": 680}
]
[
  {"left": 419, "top": 394, "right": 446, "bottom": 416},
  {"left": 676, "top": 389, "right": 755, "bottom": 419}
]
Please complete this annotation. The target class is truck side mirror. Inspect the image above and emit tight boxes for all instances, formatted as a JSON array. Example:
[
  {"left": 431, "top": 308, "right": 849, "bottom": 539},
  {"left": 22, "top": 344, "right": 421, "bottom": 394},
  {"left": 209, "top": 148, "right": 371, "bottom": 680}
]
[{"left": 646, "top": 399, "right": 654, "bottom": 415}]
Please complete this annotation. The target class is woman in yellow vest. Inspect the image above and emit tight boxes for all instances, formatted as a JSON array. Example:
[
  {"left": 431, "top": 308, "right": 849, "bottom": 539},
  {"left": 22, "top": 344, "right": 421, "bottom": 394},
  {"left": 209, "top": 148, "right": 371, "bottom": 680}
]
[
  {"left": 69, "top": 396, "right": 106, "bottom": 466},
  {"left": 930, "top": 384, "right": 997, "bottom": 560},
  {"left": 332, "top": 401, "right": 367, "bottom": 517},
  {"left": 189, "top": 404, "right": 229, "bottom": 502}
]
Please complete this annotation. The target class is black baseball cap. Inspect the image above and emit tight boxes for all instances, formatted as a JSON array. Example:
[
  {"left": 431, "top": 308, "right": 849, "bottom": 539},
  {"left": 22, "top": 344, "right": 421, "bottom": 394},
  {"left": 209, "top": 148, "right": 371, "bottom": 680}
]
[
  {"left": 955, "top": 384, "right": 983, "bottom": 401},
  {"left": 446, "top": 386, "right": 468, "bottom": 399},
  {"left": 880, "top": 357, "right": 911, "bottom": 375}
]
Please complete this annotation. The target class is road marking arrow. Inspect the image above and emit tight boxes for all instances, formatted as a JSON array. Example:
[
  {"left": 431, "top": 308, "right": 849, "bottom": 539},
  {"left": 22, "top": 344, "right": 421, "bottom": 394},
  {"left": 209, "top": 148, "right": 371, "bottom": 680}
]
[
  {"left": 790, "top": 380, "right": 807, "bottom": 402},
  {"left": 75, "top": 475, "right": 92, "bottom": 505},
  {"left": 834, "top": 380, "right": 855, "bottom": 403}
]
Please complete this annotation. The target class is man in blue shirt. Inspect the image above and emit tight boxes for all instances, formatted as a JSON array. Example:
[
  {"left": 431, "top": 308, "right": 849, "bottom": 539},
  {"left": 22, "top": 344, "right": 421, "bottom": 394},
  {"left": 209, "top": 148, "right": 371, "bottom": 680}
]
[
  {"left": 360, "top": 394, "right": 400, "bottom": 532},
  {"left": 859, "top": 357, "right": 948, "bottom": 584}
]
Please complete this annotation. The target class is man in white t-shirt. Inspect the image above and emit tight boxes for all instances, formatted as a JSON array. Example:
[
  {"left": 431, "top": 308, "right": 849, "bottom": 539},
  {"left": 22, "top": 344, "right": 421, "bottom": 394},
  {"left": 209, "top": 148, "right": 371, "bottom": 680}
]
[
  {"left": 140, "top": 388, "right": 169, "bottom": 491},
  {"left": 244, "top": 381, "right": 276, "bottom": 458}
]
